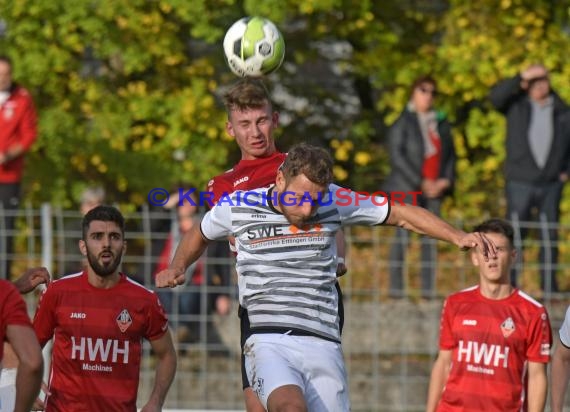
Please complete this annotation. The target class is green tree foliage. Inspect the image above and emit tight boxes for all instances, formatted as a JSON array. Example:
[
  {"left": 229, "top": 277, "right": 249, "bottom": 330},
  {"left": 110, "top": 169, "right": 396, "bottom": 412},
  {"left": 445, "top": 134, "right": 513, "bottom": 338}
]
[
  {"left": 2, "top": 0, "right": 570, "bottom": 222},
  {"left": 1, "top": 0, "right": 239, "bottom": 207}
]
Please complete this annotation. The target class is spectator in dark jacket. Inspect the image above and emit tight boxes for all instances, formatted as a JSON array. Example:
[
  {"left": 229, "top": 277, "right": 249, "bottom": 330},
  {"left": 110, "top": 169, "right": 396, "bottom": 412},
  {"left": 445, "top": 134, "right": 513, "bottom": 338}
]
[
  {"left": 384, "top": 75, "right": 456, "bottom": 299},
  {"left": 490, "top": 64, "right": 570, "bottom": 293}
]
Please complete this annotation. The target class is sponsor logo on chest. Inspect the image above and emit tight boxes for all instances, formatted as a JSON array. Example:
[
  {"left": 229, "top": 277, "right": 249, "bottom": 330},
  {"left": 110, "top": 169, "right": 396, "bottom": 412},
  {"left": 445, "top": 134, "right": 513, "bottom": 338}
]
[
  {"left": 71, "top": 336, "right": 130, "bottom": 366},
  {"left": 457, "top": 340, "right": 509, "bottom": 369},
  {"left": 68, "top": 309, "right": 134, "bottom": 371}
]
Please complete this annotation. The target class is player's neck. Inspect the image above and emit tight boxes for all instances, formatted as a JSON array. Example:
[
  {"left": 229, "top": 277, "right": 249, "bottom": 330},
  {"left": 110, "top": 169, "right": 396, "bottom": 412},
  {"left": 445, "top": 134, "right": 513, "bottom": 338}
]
[
  {"left": 87, "top": 269, "right": 121, "bottom": 289},
  {"left": 240, "top": 146, "right": 277, "bottom": 161},
  {"left": 479, "top": 280, "right": 513, "bottom": 300}
]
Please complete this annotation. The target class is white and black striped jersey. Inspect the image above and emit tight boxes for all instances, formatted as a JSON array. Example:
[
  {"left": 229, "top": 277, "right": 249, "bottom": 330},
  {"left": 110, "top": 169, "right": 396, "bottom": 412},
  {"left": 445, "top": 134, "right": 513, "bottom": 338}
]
[{"left": 201, "top": 184, "right": 390, "bottom": 342}]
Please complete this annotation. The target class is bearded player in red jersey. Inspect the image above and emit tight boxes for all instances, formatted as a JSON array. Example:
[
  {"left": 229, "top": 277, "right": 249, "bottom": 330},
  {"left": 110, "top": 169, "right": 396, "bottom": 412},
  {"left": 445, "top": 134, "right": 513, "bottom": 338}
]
[
  {"left": 206, "top": 79, "right": 346, "bottom": 412},
  {"left": 33, "top": 206, "right": 176, "bottom": 412},
  {"left": 426, "top": 218, "right": 552, "bottom": 412}
]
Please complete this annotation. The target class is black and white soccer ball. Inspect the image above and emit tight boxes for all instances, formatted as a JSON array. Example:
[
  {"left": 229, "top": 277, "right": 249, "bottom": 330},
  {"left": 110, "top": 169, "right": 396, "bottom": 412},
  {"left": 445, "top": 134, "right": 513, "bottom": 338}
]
[{"left": 223, "top": 16, "right": 286, "bottom": 77}]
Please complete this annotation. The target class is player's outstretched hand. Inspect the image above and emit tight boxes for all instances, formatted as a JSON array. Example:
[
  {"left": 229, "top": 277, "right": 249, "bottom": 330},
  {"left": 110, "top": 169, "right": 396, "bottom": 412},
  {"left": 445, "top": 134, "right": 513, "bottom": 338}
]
[
  {"left": 155, "top": 268, "right": 186, "bottom": 288},
  {"left": 14, "top": 267, "right": 51, "bottom": 294},
  {"left": 457, "top": 232, "right": 497, "bottom": 259}
]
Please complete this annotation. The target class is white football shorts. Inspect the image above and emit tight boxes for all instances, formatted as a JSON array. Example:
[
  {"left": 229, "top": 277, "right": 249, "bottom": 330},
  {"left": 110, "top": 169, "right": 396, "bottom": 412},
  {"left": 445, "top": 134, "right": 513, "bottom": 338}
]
[
  {"left": 244, "top": 333, "right": 350, "bottom": 411},
  {"left": 0, "top": 368, "right": 16, "bottom": 412}
]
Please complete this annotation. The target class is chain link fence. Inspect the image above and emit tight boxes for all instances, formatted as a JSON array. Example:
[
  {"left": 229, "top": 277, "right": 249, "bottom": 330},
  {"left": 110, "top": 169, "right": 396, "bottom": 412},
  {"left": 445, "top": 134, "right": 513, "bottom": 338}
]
[{"left": 10, "top": 205, "right": 570, "bottom": 411}]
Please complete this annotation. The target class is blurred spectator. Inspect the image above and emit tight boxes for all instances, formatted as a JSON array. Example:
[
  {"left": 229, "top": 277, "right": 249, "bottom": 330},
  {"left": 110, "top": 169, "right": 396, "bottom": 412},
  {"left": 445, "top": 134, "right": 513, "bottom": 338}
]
[
  {"left": 61, "top": 186, "right": 105, "bottom": 275},
  {"left": 79, "top": 186, "right": 105, "bottom": 216},
  {"left": 0, "top": 55, "right": 38, "bottom": 279},
  {"left": 384, "top": 75, "right": 456, "bottom": 299},
  {"left": 490, "top": 64, "right": 570, "bottom": 293},
  {"left": 154, "top": 189, "right": 230, "bottom": 343}
]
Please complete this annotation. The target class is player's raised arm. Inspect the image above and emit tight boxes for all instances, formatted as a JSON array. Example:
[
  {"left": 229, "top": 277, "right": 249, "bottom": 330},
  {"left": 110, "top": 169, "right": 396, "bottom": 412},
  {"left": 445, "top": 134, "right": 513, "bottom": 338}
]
[
  {"left": 386, "top": 203, "right": 497, "bottom": 259},
  {"left": 155, "top": 223, "right": 210, "bottom": 288}
]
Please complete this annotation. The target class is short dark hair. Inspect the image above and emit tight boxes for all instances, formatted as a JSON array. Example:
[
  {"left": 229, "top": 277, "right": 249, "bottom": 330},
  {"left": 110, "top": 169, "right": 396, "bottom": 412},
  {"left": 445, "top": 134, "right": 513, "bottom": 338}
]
[
  {"left": 472, "top": 218, "right": 514, "bottom": 247},
  {"left": 82, "top": 205, "right": 125, "bottom": 239},
  {"left": 281, "top": 143, "right": 333, "bottom": 186},
  {"left": 410, "top": 75, "right": 437, "bottom": 96},
  {"left": 222, "top": 78, "right": 272, "bottom": 116}
]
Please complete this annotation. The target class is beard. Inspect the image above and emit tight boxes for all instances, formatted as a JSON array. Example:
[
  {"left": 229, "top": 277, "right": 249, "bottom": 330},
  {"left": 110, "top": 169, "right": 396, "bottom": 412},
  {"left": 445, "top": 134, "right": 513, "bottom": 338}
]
[
  {"left": 281, "top": 208, "right": 311, "bottom": 228},
  {"left": 85, "top": 249, "right": 122, "bottom": 277}
]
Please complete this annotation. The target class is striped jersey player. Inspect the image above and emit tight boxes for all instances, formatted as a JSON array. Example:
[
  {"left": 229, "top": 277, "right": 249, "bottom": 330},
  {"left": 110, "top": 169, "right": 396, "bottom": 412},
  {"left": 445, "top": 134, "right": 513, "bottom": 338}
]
[
  {"left": 204, "top": 182, "right": 372, "bottom": 342},
  {"left": 156, "top": 143, "right": 498, "bottom": 411}
]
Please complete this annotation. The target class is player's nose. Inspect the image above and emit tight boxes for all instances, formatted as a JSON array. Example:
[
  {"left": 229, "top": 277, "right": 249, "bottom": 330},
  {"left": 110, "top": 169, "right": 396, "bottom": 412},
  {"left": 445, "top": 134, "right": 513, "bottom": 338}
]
[
  {"left": 101, "top": 235, "right": 111, "bottom": 247},
  {"left": 300, "top": 202, "right": 315, "bottom": 217}
]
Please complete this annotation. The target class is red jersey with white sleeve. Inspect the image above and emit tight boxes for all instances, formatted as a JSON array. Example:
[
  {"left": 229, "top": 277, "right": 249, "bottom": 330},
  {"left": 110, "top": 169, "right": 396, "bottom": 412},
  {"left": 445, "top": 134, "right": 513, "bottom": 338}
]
[
  {"left": 206, "top": 151, "right": 286, "bottom": 205},
  {"left": 436, "top": 286, "right": 552, "bottom": 412},
  {"left": 0, "top": 85, "right": 38, "bottom": 183},
  {"left": 33, "top": 272, "right": 168, "bottom": 412},
  {"left": 0, "top": 280, "right": 32, "bottom": 361}
]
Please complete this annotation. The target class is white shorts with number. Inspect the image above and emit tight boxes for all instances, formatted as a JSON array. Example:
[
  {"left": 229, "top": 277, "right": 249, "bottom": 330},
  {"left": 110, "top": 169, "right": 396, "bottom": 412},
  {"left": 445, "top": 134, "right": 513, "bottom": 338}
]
[
  {"left": 244, "top": 333, "right": 350, "bottom": 411},
  {"left": 0, "top": 368, "right": 16, "bottom": 412}
]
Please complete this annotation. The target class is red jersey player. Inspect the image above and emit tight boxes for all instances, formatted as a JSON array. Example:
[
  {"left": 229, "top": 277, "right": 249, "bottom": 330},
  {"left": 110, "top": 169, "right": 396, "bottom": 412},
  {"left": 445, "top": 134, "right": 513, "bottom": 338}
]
[
  {"left": 427, "top": 218, "right": 552, "bottom": 412},
  {"left": 207, "top": 79, "right": 286, "bottom": 412},
  {"left": 1, "top": 267, "right": 48, "bottom": 412},
  {"left": 205, "top": 79, "right": 346, "bottom": 412},
  {"left": 33, "top": 206, "right": 176, "bottom": 412},
  {"left": 0, "top": 279, "right": 43, "bottom": 412}
]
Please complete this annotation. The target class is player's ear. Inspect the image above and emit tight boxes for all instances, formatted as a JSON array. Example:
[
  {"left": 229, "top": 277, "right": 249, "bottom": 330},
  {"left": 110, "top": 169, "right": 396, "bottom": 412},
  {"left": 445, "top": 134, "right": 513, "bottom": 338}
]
[
  {"left": 272, "top": 111, "right": 279, "bottom": 127},
  {"left": 470, "top": 248, "right": 480, "bottom": 267},
  {"left": 79, "top": 240, "right": 87, "bottom": 256},
  {"left": 122, "top": 241, "right": 127, "bottom": 255},
  {"left": 275, "top": 169, "right": 285, "bottom": 191},
  {"left": 225, "top": 120, "right": 235, "bottom": 137},
  {"left": 509, "top": 246, "right": 517, "bottom": 262}
]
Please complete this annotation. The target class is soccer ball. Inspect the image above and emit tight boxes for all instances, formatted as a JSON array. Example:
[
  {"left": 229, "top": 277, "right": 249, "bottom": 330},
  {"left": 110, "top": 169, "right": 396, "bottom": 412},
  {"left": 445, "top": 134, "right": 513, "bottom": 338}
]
[{"left": 223, "top": 16, "right": 285, "bottom": 77}]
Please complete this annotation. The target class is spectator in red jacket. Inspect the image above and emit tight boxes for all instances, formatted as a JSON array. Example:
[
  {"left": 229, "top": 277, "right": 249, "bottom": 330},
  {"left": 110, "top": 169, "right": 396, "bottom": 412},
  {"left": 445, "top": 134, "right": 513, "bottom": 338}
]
[{"left": 0, "top": 55, "right": 38, "bottom": 279}]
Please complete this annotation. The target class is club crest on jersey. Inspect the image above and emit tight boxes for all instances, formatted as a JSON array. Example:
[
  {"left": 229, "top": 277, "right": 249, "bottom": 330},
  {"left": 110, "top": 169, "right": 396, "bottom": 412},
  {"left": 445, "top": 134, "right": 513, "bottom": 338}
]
[
  {"left": 116, "top": 309, "right": 132, "bottom": 333},
  {"left": 500, "top": 317, "right": 515, "bottom": 338},
  {"left": 2, "top": 102, "right": 15, "bottom": 120}
]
